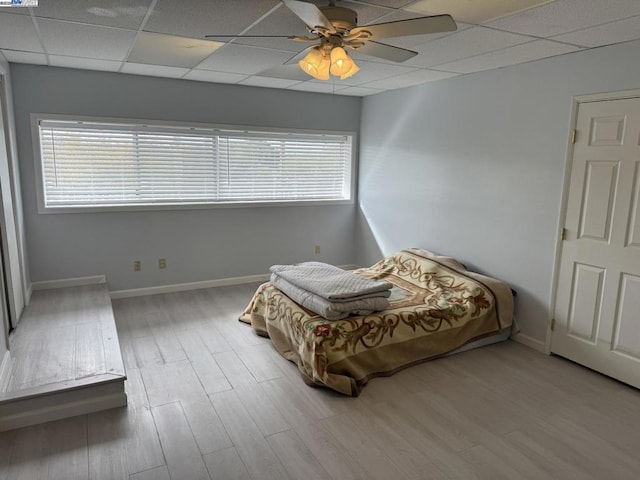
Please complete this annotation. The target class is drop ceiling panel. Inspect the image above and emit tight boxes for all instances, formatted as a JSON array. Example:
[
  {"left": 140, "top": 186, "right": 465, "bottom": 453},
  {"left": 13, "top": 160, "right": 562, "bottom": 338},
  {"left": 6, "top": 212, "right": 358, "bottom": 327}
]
[
  {"left": 184, "top": 69, "right": 248, "bottom": 84},
  {"left": 128, "top": 32, "right": 223, "bottom": 68},
  {"left": 404, "top": 0, "right": 555, "bottom": 24},
  {"left": 362, "top": 68, "right": 458, "bottom": 89},
  {"left": 232, "top": 5, "right": 314, "bottom": 53},
  {"left": 436, "top": 39, "right": 581, "bottom": 74},
  {"left": 287, "top": 81, "right": 343, "bottom": 93},
  {"left": 239, "top": 75, "right": 302, "bottom": 89},
  {"left": 1, "top": 49, "right": 46, "bottom": 64},
  {"left": 333, "top": 86, "right": 384, "bottom": 96},
  {"left": 37, "top": 19, "right": 136, "bottom": 60},
  {"left": 28, "top": 0, "right": 152, "bottom": 29},
  {"left": 197, "top": 44, "right": 294, "bottom": 75},
  {"left": 403, "top": 26, "right": 534, "bottom": 68},
  {"left": 145, "top": 0, "right": 280, "bottom": 39},
  {"left": 551, "top": 15, "right": 640, "bottom": 48},
  {"left": 487, "top": 0, "right": 640, "bottom": 38},
  {"left": 336, "top": 59, "right": 417, "bottom": 85},
  {"left": 121, "top": 62, "right": 190, "bottom": 78},
  {"left": 49, "top": 55, "right": 122, "bottom": 71},
  {"left": 0, "top": 12, "right": 43, "bottom": 52}
]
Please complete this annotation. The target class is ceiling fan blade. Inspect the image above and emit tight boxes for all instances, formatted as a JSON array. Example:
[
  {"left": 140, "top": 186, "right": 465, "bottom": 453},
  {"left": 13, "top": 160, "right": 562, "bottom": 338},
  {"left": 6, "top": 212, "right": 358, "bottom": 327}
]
[
  {"left": 352, "top": 41, "right": 418, "bottom": 62},
  {"left": 282, "top": 0, "right": 336, "bottom": 33},
  {"left": 350, "top": 14, "right": 456, "bottom": 41}
]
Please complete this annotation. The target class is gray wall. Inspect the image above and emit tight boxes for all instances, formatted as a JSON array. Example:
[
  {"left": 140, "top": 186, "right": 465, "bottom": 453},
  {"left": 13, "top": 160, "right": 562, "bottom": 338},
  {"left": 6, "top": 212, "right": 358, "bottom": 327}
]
[
  {"left": 357, "top": 39, "right": 640, "bottom": 343},
  {"left": 11, "top": 65, "right": 361, "bottom": 291}
]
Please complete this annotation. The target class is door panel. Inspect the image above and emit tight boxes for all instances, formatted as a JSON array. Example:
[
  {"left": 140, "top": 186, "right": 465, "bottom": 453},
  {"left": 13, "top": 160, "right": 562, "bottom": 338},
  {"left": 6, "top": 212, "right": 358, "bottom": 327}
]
[
  {"left": 552, "top": 96, "right": 640, "bottom": 389},
  {"left": 567, "top": 263, "right": 604, "bottom": 343},
  {"left": 611, "top": 273, "right": 640, "bottom": 359},
  {"left": 578, "top": 160, "right": 618, "bottom": 241}
]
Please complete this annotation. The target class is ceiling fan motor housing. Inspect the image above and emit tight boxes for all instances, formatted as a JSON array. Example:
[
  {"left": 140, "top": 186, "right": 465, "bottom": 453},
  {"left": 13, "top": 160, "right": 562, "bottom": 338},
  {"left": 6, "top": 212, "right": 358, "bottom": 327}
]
[{"left": 319, "top": 6, "right": 358, "bottom": 32}]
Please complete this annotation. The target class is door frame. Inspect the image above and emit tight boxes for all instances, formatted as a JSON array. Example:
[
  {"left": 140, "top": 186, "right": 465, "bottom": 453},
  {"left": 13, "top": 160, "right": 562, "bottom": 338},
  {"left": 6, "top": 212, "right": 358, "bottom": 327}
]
[{"left": 546, "top": 88, "right": 640, "bottom": 354}]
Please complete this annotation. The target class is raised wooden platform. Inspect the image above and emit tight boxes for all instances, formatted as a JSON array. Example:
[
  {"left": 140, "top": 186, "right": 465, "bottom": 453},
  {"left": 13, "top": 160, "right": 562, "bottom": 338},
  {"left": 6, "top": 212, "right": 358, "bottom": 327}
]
[{"left": 0, "top": 285, "right": 127, "bottom": 431}]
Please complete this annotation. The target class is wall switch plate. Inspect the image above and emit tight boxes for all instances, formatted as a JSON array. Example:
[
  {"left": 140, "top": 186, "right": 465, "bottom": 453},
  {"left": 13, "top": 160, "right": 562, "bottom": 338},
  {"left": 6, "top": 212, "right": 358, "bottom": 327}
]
[
  {"left": 315, "top": 245, "right": 321, "bottom": 254},
  {"left": 159, "top": 258, "right": 167, "bottom": 269},
  {"left": 133, "top": 260, "right": 141, "bottom": 271}
]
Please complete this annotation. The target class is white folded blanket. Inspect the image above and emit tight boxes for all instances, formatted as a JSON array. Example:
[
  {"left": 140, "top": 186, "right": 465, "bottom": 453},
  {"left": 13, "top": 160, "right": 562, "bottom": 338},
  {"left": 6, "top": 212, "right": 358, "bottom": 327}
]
[
  {"left": 271, "top": 274, "right": 390, "bottom": 321},
  {"left": 269, "top": 262, "right": 392, "bottom": 301}
]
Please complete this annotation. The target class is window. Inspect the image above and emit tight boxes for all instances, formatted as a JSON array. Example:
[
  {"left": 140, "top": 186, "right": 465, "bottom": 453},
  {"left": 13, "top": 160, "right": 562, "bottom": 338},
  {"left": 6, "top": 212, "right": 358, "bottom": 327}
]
[{"left": 33, "top": 115, "right": 354, "bottom": 212}]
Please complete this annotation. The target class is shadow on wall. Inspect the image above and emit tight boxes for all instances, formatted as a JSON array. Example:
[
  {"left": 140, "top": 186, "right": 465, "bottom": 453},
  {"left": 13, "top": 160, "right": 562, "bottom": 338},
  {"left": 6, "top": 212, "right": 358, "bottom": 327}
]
[{"left": 354, "top": 203, "right": 384, "bottom": 267}]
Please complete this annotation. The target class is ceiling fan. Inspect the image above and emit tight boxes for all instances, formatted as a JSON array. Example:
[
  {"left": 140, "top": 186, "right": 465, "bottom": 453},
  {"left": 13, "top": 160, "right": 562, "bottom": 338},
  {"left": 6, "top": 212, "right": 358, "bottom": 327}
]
[{"left": 206, "top": 0, "right": 457, "bottom": 81}]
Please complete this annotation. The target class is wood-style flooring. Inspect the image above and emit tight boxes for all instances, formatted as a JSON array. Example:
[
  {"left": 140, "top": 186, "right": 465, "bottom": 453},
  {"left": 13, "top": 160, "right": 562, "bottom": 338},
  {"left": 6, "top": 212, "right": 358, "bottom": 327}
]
[{"left": 1, "top": 282, "right": 639, "bottom": 479}]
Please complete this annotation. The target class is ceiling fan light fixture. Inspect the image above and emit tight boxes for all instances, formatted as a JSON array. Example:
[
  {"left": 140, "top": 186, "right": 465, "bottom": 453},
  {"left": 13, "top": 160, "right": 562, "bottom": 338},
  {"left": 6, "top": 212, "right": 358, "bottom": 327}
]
[
  {"left": 298, "top": 46, "right": 325, "bottom": 77},
  {"left": 340, "top": 62, "right": 360, "bottom": 80},
  {"left": 329, "top": 46, "right": 354, "bottom": 76},
  {"left": 316, "top": 55, "right": 331, "bottom": 80}
]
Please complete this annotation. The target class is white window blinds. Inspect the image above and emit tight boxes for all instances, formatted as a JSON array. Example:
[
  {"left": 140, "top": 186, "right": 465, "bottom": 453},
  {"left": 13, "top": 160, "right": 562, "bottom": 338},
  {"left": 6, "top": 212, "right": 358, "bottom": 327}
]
[{"left": 37, "top": 118, "right": 353, "bottom": 210}]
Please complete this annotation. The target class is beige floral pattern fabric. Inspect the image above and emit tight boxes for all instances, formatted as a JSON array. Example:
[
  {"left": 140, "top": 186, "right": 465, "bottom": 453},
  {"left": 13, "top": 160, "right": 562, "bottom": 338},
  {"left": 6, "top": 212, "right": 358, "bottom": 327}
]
[{"left": 240, "top": 248, "right": 514, "bottom": 396}]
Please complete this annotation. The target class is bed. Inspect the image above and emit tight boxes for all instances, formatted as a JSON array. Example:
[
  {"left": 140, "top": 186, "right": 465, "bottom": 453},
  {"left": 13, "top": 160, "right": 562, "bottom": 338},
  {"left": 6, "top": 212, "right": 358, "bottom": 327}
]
[{"left": 239, "top": 248, "right": 514, "bottom": 396}]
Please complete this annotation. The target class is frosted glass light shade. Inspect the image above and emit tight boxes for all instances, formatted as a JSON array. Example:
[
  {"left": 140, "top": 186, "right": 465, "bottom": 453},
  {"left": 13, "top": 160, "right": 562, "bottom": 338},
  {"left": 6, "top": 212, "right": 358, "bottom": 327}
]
[
  {"left": 329, "top": 47, "right": 354, "bottom": 76},
  {"left": 340, "top": 62, "right": 360, "bottom": 79},
  {"left": 298, "top": 47, "right": 325, "bottom": 78}
]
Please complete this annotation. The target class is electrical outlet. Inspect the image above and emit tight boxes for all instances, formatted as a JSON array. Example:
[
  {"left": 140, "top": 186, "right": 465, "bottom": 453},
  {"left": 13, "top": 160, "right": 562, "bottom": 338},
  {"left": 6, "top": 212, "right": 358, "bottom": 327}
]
[
  {"left": 133, "top": 260, "right": 141, "bottom": 271},
  {"left": 315, "top": 245, "right": 321, "bottom": 255},
  {"left": 159, "top": 258, "right": 167, "bottom": 269}
]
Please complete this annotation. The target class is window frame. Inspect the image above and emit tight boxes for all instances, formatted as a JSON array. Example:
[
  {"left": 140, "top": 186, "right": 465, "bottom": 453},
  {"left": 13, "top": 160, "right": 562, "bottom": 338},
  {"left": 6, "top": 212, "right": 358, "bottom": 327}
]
[{"left": 31, "top": 113, "right": 357, "bottom": 214}]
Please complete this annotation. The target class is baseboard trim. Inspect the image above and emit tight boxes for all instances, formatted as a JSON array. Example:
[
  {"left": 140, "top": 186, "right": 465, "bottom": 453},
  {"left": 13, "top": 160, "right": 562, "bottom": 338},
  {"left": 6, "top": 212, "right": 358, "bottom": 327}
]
[
  {"left": 109, "top": 264, "right": 360, "bottom": 299},
  {"left": 110, "top": 273, "right": 271, "bottom": 299},
  {"left": 511, "top": 333, "right": 546, "bottom": 353},
  {"left": 31, "top": 275, "right": 106, "bottom": 291}
]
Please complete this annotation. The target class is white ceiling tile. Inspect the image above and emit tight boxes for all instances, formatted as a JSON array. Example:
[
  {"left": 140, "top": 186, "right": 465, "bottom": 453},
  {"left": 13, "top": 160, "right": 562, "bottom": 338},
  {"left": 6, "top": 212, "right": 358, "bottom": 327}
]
[
  {"left": 404, "top": 0, "right": 555, "bottom": 24},
  {"left": 333, "top": 86, "right": 385, "bottom": 96},
  {"left": 436, "top": 39, "right": 581, "bottom": 74},
  {"left": 29, "top": 0, "right": 152, "bottom": 29},
  {"left": 128, "top": 32, "right": 223, "bottom": 68},
  {"left": 551, "top": 15, "right": 640, "bottom": 48},
  {"left": 239, "top": 76, "right": 302, "bottom": 89},
  {"left": 287, "top": 81, "right": 344, "bottom": 94},
  {"left": 183, "top": 69, "right": 248, "bottom": 84},
  {"left": 197, "top": 44, "right": 294, "bottom": 75},
  {"left": 145, "top": 0, "right": 280, "bottom": 39},
  {"left": 37, "top": 18, "right": 136, "bottom": 60},
  {"left": 0, "top": 49, "right": 46, "bottom": 64},
  {"left": 403, "top": 26, "right": 534, "bottom": 68},
  {"left": 121, "top": 62, "right": 190, "bottom": 78},
  {"left": 258, "top": 64, "right": 311, "bottom": 81},
  {"left": 49, "top": 55, "right": 122, "bottom": 71},
  {"left": 362, "top": 68, "right": 458, "bottom": 89},
  {"left": 487, "top": 0, "right": 640, "bottom": 38},
  {"left": 232, "top": 4, "right": 314, "bottom": 53},
  {"left": 334, "top": 59, "right": 416, "bottom": 85},
  {"left": 0, "top": 12, "right": 43, "bottom": 52}
]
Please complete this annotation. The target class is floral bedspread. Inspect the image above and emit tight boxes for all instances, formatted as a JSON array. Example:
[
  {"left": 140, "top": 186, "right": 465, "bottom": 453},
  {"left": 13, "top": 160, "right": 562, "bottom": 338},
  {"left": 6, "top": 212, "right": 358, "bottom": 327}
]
[{"left": 239, "top": 248, "right": 514, "bottom": 396}]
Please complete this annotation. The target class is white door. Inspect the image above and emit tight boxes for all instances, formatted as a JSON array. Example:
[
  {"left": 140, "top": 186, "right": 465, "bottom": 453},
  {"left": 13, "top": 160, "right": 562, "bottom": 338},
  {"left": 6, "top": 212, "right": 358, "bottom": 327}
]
[{"left": 552, "top": 96, "right": 640, "bottom": 389}]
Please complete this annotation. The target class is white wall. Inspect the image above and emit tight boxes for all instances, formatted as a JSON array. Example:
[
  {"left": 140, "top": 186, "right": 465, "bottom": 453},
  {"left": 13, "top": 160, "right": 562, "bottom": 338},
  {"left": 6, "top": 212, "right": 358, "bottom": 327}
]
[
  {"left": 357, "top": 39, "right": 640, "bottom": 343},
  {"left": 11, "top": 65, "right": 361, "bottom": 291}
]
